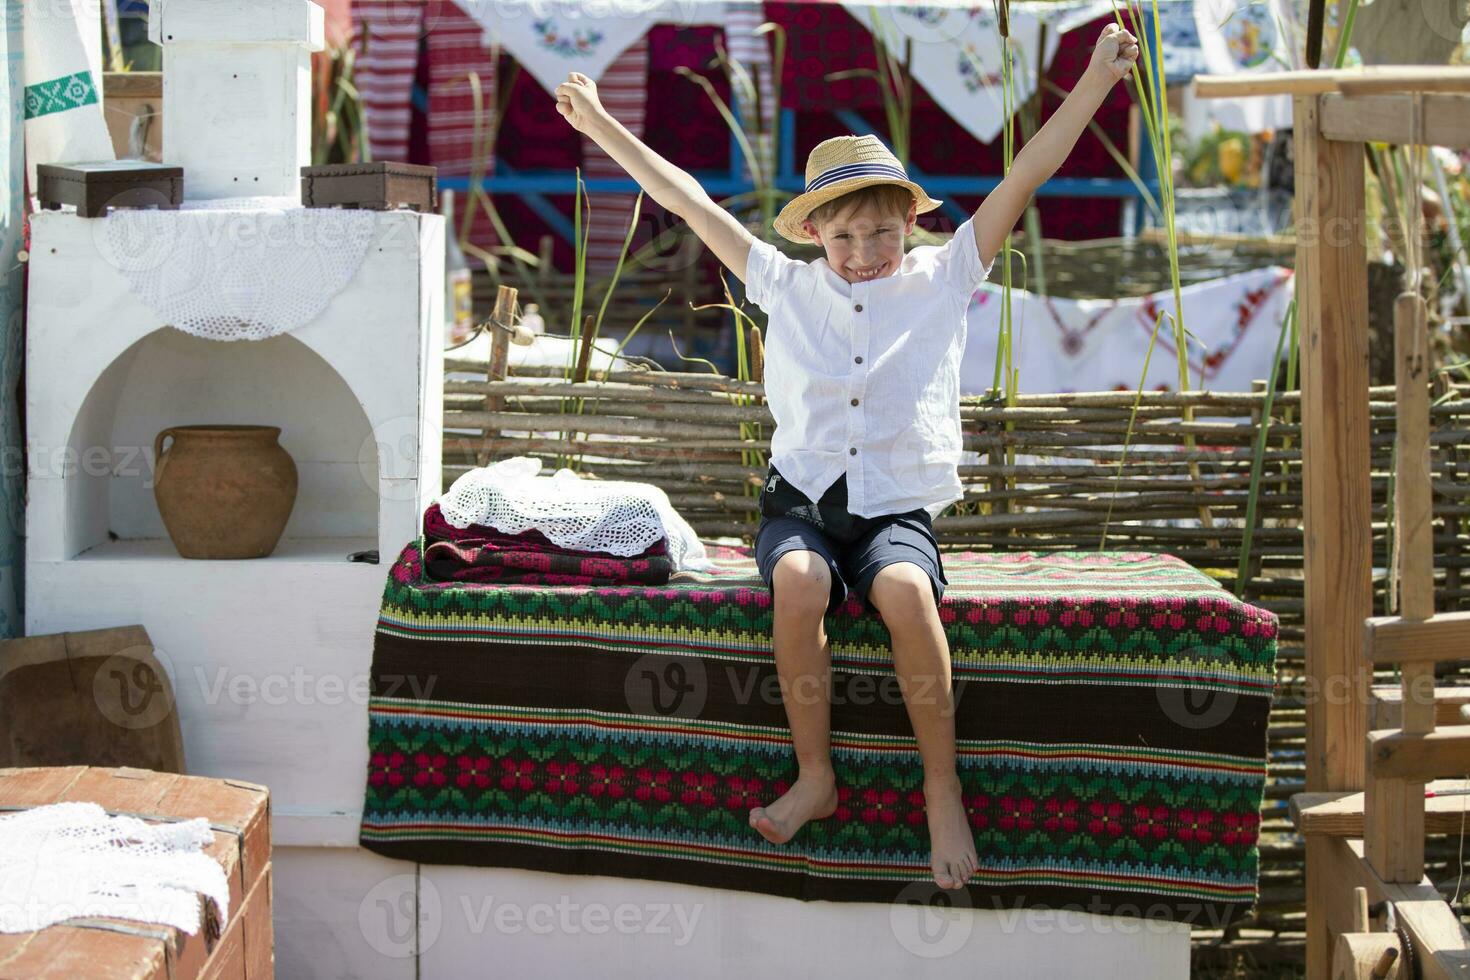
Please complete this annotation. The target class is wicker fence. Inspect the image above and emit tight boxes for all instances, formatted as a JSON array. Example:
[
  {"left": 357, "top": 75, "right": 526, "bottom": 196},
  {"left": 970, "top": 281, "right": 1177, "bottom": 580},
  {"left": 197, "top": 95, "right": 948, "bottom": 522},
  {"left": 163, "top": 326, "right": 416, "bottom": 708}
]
[{"left": 441, "top": 361, "right": 1470, "bottom": 969}]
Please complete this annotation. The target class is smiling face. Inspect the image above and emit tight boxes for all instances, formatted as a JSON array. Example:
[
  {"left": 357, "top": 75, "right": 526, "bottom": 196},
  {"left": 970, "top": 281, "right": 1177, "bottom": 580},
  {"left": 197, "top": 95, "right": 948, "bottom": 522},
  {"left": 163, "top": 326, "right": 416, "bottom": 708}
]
[{"left": 801, "top": 188, "right": 919, "bottom": 286}]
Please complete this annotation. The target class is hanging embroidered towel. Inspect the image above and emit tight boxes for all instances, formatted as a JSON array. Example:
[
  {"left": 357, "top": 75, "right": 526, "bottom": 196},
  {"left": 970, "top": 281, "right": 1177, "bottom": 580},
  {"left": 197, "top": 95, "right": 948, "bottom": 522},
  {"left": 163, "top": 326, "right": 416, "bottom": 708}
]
[
  {"left": 23, "top": 0, "right": 115, "bottom": 192},
  {"left": 456, "top": 0, "right": 723, "bottom": 95},
  {"left": 840, "top": 1, "right": 1114, "bottom": 146}
]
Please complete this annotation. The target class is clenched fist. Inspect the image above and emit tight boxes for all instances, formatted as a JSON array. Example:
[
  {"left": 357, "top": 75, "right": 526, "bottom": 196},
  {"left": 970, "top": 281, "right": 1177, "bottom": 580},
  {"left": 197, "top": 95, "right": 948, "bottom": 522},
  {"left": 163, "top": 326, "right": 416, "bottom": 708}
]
[
  {"left": 1089, "top": 23, "right": 1140, "bottom": 83},
  {"left": 554, "top": 71, "right": 608, "bottom": 136}
]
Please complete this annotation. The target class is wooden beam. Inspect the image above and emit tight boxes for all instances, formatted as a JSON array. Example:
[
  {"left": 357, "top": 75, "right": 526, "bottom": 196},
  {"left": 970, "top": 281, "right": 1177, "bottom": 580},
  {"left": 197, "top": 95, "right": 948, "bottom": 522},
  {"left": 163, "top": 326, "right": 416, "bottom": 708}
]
[
  {"left": 1293, "top": 782, "right": 1470, "bottom": 836},
  {"left": 1296, "top": 91, "right": 1373, "bottom": 794},
  {"left": 1192, "top": 65, "right": 1470, "bottom": 98},
  {"left": 1372, "top": 687, "right": 1470, "bottom": 729},
  {"left": 1368, "top": 726, "right": 1470, "bottom": 780},
  {"left": 1365, "top": 612, "right": 1470, "bottom": 664},
  {"left": 1320, "top": 93, "right": 1470, "bottom": 151}
]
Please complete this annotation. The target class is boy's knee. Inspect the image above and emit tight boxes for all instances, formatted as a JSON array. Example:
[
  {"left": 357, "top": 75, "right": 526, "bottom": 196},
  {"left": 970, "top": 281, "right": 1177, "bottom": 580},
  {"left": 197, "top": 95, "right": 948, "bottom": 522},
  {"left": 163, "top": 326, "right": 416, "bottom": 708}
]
[{"left": 771, "top": 550, "right": 833, "bottom": 614}]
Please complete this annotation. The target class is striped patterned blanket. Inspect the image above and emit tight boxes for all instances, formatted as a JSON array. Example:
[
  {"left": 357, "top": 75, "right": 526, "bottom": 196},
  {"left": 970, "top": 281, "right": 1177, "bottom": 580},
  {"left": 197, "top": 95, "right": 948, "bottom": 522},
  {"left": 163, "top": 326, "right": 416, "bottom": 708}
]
[{"left": 360, "top": 539, "right": 1277, "bottom": 924}]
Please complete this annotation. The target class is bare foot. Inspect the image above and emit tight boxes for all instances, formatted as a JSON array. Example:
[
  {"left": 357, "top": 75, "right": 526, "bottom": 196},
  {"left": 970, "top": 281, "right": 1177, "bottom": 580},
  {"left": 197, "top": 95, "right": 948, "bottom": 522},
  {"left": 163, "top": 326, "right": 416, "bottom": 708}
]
[
  {"left": 749, "top": 771, "right": 838, "bottom": 844},
  {"left": 924, "top": 779, "right": 978, "bottom": 890}
]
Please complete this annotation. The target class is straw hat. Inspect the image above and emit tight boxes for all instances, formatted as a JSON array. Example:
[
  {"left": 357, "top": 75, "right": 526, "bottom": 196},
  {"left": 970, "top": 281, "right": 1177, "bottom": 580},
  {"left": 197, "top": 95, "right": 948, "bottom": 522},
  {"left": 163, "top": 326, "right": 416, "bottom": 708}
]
[{"left": 773, "top": 134, "right": 943, "bottom": 245}]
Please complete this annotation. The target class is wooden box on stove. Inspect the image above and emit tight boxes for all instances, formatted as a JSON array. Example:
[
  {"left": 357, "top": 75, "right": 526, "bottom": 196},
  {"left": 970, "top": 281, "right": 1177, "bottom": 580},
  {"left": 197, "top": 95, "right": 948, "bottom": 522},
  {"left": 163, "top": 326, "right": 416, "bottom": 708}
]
[{"left": 0, "top": 766, "right": 272, "bottom": 979}]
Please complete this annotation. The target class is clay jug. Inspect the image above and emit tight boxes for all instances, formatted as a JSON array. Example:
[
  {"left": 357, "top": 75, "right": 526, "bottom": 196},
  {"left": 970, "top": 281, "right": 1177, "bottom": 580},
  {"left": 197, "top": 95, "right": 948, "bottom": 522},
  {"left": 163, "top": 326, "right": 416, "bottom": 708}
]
[{"left": 153, "top": 425, "right": 298, "bottom": 559}]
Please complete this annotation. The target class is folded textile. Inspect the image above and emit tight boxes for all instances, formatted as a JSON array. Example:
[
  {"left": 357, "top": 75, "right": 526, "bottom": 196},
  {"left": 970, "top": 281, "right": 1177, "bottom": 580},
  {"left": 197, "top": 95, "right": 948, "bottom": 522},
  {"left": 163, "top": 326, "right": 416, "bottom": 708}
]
[
  {"left": 424, "top": 502, "right": 669, "bottom": 558},
  {"left": 362, "top": 540, "right": 1277, "bottom": 923},
  {"left": 423, "top": 538, "right": 674, "bottom": 586},
  {"left": 436, "top": 456, "right": 714, "bottom": 571}
]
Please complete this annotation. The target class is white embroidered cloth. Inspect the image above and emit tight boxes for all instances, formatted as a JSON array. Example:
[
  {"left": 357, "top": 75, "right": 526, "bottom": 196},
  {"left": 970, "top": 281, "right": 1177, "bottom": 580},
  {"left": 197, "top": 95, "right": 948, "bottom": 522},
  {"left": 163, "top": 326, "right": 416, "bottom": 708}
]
[
  {"left": 458, "top": 0, "right": 725, "bottom": 96},
  {"left": 961, "top": 266, "right": 1295, "bottom": 396},
  {"left": 841, "top": 1, "right": 1115, "bottom": 146},
  {"left": 437, "top": 456, "right": 715, "bottom": 571},
  {"left": 97, "top": 196, "right": 379, "bottom": 341},
  {"left": 0, "top": 801, "right": 229, "bottom": 935}
]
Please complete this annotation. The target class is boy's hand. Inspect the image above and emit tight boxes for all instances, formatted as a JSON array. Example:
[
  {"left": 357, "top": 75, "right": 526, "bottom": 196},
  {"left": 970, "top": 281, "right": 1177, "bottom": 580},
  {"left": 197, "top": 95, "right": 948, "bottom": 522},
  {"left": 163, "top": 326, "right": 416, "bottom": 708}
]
[
  {"left": 1088, "top": 23, "right": 1139, "bottom": 83},
  {"left": 554, "top": 71, "right": 609, "bottom": 136}
]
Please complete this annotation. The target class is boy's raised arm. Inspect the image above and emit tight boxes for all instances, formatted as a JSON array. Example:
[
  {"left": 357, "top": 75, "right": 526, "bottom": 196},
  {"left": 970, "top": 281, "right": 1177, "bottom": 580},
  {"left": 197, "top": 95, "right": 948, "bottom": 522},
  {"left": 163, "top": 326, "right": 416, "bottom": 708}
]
[
  {"left": 971, "top": 23, "right": 1138, "bottom": 270},
  {"left": 556, "top": 71, "right": 759, "bottom": 283}
]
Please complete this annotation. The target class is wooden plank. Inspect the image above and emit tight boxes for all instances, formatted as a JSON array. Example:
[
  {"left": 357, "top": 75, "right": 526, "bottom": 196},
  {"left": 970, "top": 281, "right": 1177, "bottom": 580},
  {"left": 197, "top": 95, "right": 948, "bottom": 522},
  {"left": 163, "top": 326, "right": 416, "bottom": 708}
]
[
  {"left": 1365, "top": 760, "right": 1425, "bottom": 882},
  {"left": 1193, "top": 65, "right": 1470, "bottom": 98},
  {"left": 1320, "top": 93, "right": 1470, "bottom": 149},
  {"left": 1293, "top": 782, "right": 1470, "bottom": 836},
  {"left": 1339, "top": 838, "right": 1470, "bottom": 980},
  {"left": 1370, "top": 686, "right": 1470, "bottom": 729},
  {"left": 57, "top": 767, "right": 180, "bottom": 813},
  {"left": 1365, "top": 612, "right": 1470, "bottom": 664},
  {"left": 1296, "top": 91, "right": 1373, "bottom": 794},
  {"left": 1308, "top": 834, "right": 1365, "bottom": 980},
  {"left": 1366, "top": 291, "right": 1437, "bottom": 883},
  {"left": 0, "top": 765, "right": 86, "bottom": 806},
  {"left": 0, "top": 926, "right": 168, "bottom": 980},
  {"left": 103, "top": 71, "right": 162, "bottom": 99},
  {"left": 1369, "top": 726, "right": 1470, "bottom": 779},
  {"left": 240, "top": 865, "right": 273, "bottom": 979}
]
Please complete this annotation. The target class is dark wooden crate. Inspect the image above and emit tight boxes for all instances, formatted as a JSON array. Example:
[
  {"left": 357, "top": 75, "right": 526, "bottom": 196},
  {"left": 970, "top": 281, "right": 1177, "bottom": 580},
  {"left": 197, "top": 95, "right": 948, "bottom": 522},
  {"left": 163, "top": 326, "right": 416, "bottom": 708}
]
[
  {"left": 301, "top": 161, "right": 438, "bottom": 212},
  {"left": 0, "top": 766, "right": 272, "bottom": 980},
  {"left": 37, "top": 162, "right": 183, "bottom": 218}
]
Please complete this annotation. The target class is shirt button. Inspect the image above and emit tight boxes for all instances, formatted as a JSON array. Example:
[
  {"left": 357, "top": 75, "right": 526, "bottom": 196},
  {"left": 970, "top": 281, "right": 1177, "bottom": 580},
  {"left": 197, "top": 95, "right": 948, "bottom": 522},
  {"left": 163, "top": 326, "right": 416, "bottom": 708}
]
[
  {"left": 849, "top": 447, "right": 858, "bottom": 456},
  {"left": 854, "top": 355, "right": 863, "bottom": 364},
  {"left": 854, "top": 303, "right": 863, "bottom": 312},
  {"left": 850, "top": 398, "right": 859, "bottom": 406}
]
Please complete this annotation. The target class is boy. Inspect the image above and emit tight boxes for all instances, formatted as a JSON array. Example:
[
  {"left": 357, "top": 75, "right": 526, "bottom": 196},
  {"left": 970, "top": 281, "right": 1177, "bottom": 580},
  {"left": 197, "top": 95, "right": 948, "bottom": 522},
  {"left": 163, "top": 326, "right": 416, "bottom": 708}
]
[{"left": 555, "top": 22, "right": 1139, "bottom": 890}]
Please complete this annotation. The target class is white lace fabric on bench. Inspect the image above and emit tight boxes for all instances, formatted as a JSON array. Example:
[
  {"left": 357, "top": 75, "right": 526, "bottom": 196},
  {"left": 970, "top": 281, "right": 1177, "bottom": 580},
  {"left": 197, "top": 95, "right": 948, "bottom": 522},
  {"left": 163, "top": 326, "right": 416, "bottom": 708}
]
[
  {"left": 0, "top": 801, "right": 230, "bottom": 935},
  {"left": 436, "top": 456, "right": 715, "bottom": 571}
]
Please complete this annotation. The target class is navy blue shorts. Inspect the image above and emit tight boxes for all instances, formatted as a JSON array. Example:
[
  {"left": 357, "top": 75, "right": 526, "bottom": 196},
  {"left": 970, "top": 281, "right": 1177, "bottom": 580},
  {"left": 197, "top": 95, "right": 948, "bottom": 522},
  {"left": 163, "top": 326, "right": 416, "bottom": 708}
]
[{"left": 753, "top": 464, "right": 948, "bottom": 616}]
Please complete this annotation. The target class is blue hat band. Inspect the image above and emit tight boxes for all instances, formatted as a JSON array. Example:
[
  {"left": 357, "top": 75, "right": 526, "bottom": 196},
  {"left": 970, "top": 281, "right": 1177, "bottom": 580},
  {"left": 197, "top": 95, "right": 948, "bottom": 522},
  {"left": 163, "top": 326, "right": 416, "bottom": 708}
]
[{"left": 805, "top": 162, "right": 911, "bottom": 195}]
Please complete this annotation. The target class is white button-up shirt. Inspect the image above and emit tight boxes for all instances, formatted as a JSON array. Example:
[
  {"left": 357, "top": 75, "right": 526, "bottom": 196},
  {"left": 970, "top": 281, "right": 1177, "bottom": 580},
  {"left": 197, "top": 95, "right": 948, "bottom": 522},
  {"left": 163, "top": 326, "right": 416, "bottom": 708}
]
[{"left": 744, "top": 215, "right": 994, "bottom": 520}]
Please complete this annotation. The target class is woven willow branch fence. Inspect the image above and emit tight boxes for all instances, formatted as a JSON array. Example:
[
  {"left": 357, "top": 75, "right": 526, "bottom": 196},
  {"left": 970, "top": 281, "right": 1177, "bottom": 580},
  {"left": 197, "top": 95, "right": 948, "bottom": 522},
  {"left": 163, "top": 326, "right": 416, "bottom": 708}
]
[{"left": 441, "top": 360, "right": 1470, "bottom": 964}]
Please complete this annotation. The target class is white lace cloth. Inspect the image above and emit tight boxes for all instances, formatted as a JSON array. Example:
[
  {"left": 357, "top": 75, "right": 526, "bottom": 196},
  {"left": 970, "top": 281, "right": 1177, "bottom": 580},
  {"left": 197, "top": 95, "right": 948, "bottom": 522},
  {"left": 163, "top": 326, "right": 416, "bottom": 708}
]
[
  {"left": 96, "top": 196, "right": 379, "bottom": 341},
  {"left": 0, "top": 801, "right": 229, "bottom": 935},
  {"left": 437, "top": 457, "right": 715, "bottom": 572}
]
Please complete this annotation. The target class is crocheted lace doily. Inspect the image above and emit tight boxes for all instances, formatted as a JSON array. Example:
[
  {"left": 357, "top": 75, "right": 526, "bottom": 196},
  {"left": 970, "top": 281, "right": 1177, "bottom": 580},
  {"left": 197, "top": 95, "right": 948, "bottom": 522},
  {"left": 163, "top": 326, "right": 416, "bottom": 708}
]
[
  {"left": 96, "top": 196, "right": 378, "bottom": 342},
  {"left": 436, "top": 456, "right": 714, "bottom": 571},
  {"left": 0, "top": 801, "right": 230, "bottom": 935}
]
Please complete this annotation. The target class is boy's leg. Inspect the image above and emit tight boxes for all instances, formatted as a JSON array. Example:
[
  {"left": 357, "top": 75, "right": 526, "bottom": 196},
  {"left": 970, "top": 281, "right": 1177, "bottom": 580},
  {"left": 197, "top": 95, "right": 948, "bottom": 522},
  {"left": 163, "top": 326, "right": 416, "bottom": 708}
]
[
  {"left": 750, "top": 516, "right": 846, "bottom": 844},
  {"left": 850, "top": 513, "right": 977, "bottom": 890}
]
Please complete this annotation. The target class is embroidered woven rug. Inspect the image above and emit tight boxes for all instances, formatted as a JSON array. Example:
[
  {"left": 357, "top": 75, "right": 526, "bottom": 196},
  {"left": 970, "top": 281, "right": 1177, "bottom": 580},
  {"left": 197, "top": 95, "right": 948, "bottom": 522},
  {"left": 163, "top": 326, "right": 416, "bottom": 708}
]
[{"left": 360, "top": 539, "right": 1277, "bottom": 925}]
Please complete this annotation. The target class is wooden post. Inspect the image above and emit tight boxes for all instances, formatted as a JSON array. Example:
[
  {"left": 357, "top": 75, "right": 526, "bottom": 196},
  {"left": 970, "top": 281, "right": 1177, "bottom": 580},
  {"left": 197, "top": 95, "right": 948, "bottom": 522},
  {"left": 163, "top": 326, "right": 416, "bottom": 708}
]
[
  {"left": 478, "top": 285, "right": 518, "bottom": 466},
  {"left": 573, "top": 314, "right": 596, "bottom": 384},
  {"left": 1296, "top": 91, "right": 1373, "bottom": 793},
  {"left": 1296, "top": 90, "right": 1373, "bottom": 980},
  {"left": 1364, "top": 293, "right": 1435, "bottom": 884}
]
